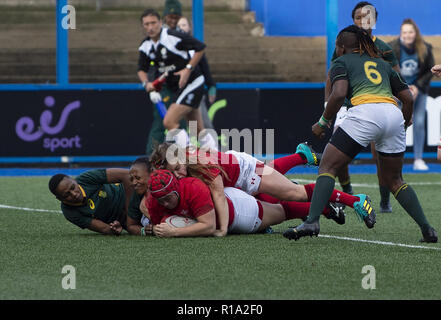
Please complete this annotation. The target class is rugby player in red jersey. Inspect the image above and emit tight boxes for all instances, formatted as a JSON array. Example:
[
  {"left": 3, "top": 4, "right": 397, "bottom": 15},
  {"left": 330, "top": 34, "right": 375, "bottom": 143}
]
[
  {"left": 146, "top": 170, "right": 346, "bottom": 238},
  {"left": 149, "top": 143, "right": 372, "bottom": 235}
]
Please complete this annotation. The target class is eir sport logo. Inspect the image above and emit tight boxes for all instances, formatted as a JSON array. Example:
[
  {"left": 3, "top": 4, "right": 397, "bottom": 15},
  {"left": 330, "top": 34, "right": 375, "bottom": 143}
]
[{"left": 15, "top": 96, "right": 82, "bottom": 152}]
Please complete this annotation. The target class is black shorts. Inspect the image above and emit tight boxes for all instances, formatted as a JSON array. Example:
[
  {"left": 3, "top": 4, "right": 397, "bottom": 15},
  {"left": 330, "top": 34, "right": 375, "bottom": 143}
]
[
  {"left": 173, "top": 75, "right": 205, "bottom": 109},
  {"left": 329, "top": 127, "right": 364, "bottom": 159}
]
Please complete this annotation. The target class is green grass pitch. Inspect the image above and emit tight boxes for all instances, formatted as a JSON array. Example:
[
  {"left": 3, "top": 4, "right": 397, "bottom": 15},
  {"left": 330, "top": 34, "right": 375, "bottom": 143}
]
[{"left": 1, "top": 173, "right": 440, "bottom": 300}]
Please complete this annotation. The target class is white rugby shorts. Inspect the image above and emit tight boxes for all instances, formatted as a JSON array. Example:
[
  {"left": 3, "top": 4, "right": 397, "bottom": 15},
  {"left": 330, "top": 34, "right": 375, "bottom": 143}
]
[
  {"left": 333, "top": 106, "right": 348, "bottom": 131},
  {"left": 339, "top": 103, "right": 406, "bottom": 154},
  {"left": 224, "top": 187, "right": 262, "bottom": 234},
  {"left": 225, "top": 150, "right": 263, "bottom": 195}
]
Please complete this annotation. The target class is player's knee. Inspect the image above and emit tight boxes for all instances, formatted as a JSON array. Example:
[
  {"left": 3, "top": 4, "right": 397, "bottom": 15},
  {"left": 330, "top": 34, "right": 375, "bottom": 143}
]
[
  {"left": 387, "top": 178, "right": 404, "bottom": 194},
  {"left": 163, "top": 118, "right": 174, "bottom": 130},
  {"left": 286, "top": 185, "right": 307, "bottom": 201}
]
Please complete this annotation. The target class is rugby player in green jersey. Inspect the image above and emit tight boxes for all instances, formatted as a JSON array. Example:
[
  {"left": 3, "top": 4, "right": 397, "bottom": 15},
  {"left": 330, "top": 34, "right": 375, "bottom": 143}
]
[
  {"left": 49, "top": 168, "right": 133, "bottom": 235},
  {"left": 284, "top": 25, "right": 437, "bottom": 243},
  {"left": 326, "top": 1, "right": 400, "bottom": 213},
  {"left": 125, "top": 156, "right": 154, "bottom": 236}
]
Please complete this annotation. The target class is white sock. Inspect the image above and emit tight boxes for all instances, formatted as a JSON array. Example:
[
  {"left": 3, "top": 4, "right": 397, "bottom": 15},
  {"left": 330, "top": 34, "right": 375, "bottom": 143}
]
[
  {"left": 165, "top": 129, "right": 189, "bottom": 148},
  {"left": 199, "top": 131, "right": 218, "bottom": 150}
]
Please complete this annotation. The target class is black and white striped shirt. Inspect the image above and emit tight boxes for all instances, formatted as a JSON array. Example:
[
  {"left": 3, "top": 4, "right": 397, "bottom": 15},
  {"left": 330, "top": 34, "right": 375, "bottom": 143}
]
[{"left": 138, "top": 28, "right": 206, "bottom": 90}]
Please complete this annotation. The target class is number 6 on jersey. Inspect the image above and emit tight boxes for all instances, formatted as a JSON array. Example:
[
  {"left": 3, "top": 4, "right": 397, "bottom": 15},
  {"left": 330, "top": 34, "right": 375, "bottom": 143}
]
[{"left": 364, "top": 61, "right": 382, "bottom": 84}]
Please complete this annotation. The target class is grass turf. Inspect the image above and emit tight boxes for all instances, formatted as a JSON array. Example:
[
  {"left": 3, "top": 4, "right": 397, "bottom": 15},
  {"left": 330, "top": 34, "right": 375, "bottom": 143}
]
[{"left": 1, "top": 173, "right": 440, "bottom": 300}]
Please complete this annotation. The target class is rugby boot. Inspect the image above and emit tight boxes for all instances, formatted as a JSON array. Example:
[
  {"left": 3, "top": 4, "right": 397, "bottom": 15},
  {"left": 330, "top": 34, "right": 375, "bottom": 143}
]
[
  {"left": 419, "top": 227, "right": 438, "bottom": 243},
  {"left": 283, "top": 221, "right": 320, "bottom": 241},
  {"left": 353, "top": 194, "right": 376, "bottom": 229},
  {"left": 326, "top": 202, "right": 346, "bottom": 225},
  {"left": 296, "top": 142, "right": 321, "bottom": 166}
]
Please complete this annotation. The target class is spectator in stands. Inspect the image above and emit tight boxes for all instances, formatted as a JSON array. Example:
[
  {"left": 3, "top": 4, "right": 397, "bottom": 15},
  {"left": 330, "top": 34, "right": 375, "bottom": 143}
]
[
  {"left": 177, "top": 16, "right": 217, "bottom": 133},
  {"left": 389, "top": 18, "right": 435, "bottom": 171}
]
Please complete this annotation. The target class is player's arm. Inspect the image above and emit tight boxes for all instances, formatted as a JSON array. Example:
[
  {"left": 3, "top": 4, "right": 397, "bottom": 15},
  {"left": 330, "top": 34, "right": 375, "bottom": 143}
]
[
  {"left": 173, "top": 30, "right": 206, "bottom": 88},
  {"left": 325, "top": 79, "right": 348, "bottom": 119},
  {"left": 324, "top": 49, "right": 339, "bottom": 103},
  {"left": 88, "top": 218, "right": 121, "bottom": 235},
  {"left": 390, "top": 71, "right": 413, "bottom": 128},
  {"left": 324, "top": 61, "right": 348, "bottom": 118},
  {"left": 174, "top": 49, "right": 205, "bottom": 89},
  {"left": 154, "top": 209, "right": 216, "bottom": 238},
  {"left": 126, "top": 215, "right": 152, "bottom": 236},
  {"left": 396, "top": 89, "right": 414, "bottom": 128},
  {"left": 209, "top": 175, "right": 229, "bottom": 237},
  {"left": 313, "top": 75, "right": 348, "bottom": 139},
  {"left": 137, "top": 50, "right": 155, "bottom": 92},
  {"left": 324, "top": 72, "right": 332, "bottom": 102},
  {"left": 105, "top": 168, "right": 132, "bottom": 191}
]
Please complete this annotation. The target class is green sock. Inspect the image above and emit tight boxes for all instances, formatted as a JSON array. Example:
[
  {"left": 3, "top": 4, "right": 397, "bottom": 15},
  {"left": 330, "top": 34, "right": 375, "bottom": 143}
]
[
  {"left": 306, "top": 174, "right": 336, "bottom": 223},
  {"left": 379, "top": 185, "right": 390, "bottom": 205},
  {"left": 394, "top": 184, "right": 430, "bottom": 232}
]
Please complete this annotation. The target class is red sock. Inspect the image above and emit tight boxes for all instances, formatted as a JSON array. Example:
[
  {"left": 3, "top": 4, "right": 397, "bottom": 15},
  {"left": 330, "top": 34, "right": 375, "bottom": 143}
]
[
  {"left": 280, "top": 201, "right": 331, "bottom": 220},
  {"left": 329, "top": 189, "right": 359, "bottom": 208},
  {"left": 304, "top": 183, "right": 359, "bottom": 208},
  {"left": 268, "top": 154, "right": 306, "bottom": 175},
  {"left": 255, "top": 193, "right": 279, "bottom": 204},
  {"left": 304, "top": 184, "right": 315, "bottom": 200}
]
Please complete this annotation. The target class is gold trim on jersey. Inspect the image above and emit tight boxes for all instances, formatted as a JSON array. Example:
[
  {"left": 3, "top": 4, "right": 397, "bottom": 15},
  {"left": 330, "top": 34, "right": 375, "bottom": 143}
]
[
  {"left": 351, "top": 94, "right": 398, "bottom": 106},
  {"left": 79, "top": 185, "right": 86, "bottom": 198}
]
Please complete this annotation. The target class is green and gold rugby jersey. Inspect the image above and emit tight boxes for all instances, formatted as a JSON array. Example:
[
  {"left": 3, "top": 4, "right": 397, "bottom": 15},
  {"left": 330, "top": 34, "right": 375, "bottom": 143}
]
[
  {"left": 127, "top": 192, "right": 143, "bottom": 223},
  {"left": 329, "top": 52, "right": 408, "bottom": 107},
  {"left": 61, "top": 169, "right": 126, "bottom": 229},
  {"left": 331, "top": 36, "right": 398, "bottom": 67},
  {"left": 331, "top": 36, "right": 399, "bottom": 108}
]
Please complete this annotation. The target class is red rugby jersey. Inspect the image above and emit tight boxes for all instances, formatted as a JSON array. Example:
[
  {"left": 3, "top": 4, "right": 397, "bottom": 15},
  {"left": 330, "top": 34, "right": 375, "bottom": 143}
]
[
  {"left": 193, "top": 149, "right": 240, "bottom": 188},
  {"left": 146, "top": 176, "right": 235, "bottom": 227}
]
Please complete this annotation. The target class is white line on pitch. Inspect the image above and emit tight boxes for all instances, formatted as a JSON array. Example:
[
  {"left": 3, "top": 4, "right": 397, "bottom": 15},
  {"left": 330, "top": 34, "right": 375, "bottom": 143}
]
[
  {"left": 1, "top": 203, "right": 440, "bottom": 250},
  {"left": 293, "top": 178, "right": 441, "bottom": 188},
  {"left": 0, "top": 204, "right": 61, "bottom": 213},
  {"left": 319, "top": 234, "right": 441, "bottom": 251}
]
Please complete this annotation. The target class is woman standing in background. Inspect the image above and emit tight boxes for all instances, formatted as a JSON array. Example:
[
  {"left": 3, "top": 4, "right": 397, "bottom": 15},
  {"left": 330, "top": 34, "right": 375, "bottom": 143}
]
[{"left": 389, "top": 18, "right": 435, "bottom": 171}]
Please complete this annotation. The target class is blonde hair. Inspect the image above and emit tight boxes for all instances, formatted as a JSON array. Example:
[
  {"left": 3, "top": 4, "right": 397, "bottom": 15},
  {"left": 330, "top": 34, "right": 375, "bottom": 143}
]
[
  {"left": 149, "top": 143, "right": 230, "bottom": 186},
  {"left": 401, "top": 18, "right": 427, "bottom": 62}
]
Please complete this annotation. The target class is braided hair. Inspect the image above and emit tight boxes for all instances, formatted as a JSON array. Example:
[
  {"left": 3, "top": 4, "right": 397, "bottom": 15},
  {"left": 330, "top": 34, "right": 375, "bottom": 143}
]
[{"left": 336, "top": 25, "right": 380, "bottom": 58}]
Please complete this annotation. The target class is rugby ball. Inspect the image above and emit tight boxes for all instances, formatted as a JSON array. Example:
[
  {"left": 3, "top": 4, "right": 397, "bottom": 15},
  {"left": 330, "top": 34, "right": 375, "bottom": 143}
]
[{"left": 164, "top": 215, "right": 197, "bottom": 228}]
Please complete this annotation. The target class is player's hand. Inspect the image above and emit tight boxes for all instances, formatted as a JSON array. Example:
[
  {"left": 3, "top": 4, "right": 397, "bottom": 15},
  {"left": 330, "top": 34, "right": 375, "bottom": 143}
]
[
  {"left": 312, "top": 122, "right": 326, "bottom": 139},
  {"left": 174, "top": 68, "right": 191, "bottom": 88},
  {"left": 431, "top": 65, "right": 441, "bottom": 77},
  {"left": 409, "top": 85, "right": 419, "bottom": 98},
  {"left": 144, "top": 224, "right": 154, "bottom": 235},
  {"left": 146, "top": 82, "right": 155, "bottom": 92},
  {"left": 109, "top": 220, "right": 122, "bottom": 235},
  {"left": 153, "top": 223, "right": 176, "bottom": 238}
]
